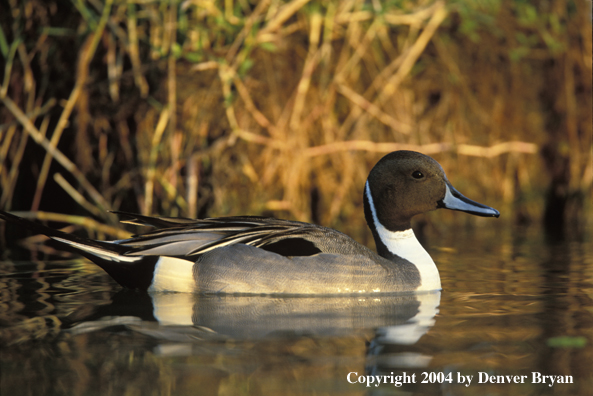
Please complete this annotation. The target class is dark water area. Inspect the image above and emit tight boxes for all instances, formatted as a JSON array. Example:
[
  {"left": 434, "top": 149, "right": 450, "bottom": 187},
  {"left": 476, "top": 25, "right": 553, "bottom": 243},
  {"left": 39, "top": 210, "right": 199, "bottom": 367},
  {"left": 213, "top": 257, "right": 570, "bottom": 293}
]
[{"left": 1, "top": 222, "right": 592, "bottom": 396}]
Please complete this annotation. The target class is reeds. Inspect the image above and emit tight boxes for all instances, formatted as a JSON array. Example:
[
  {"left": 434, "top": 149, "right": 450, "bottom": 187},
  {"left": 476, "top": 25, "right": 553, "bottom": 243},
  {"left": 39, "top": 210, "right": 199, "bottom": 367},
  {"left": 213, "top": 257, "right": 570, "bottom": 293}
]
[{"left": 0, "top": 0, "right": 591, "bottom": 238}]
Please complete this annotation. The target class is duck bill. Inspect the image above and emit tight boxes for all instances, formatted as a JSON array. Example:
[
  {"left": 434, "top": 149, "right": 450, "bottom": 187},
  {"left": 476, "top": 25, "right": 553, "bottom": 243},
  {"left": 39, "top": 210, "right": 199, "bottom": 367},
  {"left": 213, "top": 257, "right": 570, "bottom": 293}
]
[{"left": 438, "top": 183, "right": 500, "bottom": 217}]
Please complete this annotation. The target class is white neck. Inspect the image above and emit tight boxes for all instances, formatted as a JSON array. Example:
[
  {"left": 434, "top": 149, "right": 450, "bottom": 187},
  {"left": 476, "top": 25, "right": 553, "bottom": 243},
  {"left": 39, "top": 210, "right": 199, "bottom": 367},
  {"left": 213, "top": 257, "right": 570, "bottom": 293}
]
[{"left": 365, "top": 182, "right": 441, "bottom": 291}]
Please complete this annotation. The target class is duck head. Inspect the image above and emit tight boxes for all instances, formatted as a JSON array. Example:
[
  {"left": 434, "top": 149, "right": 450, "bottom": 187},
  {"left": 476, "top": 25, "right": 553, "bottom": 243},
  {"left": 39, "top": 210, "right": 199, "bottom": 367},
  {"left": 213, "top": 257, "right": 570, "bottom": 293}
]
[{"left": 364, "top": 150, "right": 500, "bottom": 233}]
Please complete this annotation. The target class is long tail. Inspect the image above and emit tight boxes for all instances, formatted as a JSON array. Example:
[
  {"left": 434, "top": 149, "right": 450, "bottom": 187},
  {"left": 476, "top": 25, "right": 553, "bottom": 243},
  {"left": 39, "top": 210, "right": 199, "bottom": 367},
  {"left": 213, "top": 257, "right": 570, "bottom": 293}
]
[{"left": 0, "top": 210, "right": 158, "bottom": 290}]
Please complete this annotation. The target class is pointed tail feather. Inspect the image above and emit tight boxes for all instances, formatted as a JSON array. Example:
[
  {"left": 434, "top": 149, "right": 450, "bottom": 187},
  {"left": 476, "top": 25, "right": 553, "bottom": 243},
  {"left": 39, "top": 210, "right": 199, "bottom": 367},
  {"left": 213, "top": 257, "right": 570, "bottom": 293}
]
[{"left": 0, "top": 210, "right": 157, "bottom": 290}]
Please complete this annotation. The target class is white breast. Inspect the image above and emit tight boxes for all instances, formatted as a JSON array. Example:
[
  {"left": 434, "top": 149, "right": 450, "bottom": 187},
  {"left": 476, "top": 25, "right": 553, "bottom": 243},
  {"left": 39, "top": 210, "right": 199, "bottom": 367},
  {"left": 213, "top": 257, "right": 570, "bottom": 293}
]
[{"left": 365, "top": 182, "right": 441, "bottom": 291}]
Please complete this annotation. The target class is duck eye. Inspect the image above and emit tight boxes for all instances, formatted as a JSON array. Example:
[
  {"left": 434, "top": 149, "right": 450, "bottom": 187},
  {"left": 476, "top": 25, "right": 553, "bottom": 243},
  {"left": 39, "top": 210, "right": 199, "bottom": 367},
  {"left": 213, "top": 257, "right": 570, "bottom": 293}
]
[{"left": 412, "top": 171, "right": 424, "bottom": 179}]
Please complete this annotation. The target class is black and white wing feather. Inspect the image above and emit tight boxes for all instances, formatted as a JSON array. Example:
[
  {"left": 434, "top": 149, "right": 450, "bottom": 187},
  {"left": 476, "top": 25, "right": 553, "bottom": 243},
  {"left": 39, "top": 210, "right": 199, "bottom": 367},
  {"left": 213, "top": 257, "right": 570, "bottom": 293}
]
[{"left": 112, "top": 212, "right": 325, "bottom": 257}]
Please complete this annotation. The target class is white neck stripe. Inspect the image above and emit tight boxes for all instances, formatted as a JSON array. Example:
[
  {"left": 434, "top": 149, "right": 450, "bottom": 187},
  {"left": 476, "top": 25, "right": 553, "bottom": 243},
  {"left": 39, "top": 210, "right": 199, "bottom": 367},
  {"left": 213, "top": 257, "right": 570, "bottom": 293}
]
[
  {"left": 365, "top": 181, "right": 441, "bottom": 291},
  {"left": 365, "top": 182, "right": 413, "bottom": 250}
]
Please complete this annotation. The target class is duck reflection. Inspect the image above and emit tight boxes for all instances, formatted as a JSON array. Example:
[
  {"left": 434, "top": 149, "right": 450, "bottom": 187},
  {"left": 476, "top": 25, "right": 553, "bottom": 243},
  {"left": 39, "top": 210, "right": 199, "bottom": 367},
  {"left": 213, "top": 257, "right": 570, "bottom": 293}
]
[{"left": 66, "top": 290, "right": 440, "bottom": 365}]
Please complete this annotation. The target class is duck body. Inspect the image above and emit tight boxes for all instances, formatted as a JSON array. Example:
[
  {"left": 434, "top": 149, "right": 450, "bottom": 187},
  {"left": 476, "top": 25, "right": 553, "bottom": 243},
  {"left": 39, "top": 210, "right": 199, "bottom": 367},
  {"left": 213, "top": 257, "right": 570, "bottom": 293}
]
[
  {"left": 138, "top": 217, "right": 423, "bottom": 294},
  {"left": 0, "top": 151, "right": 499, "bottom": 294}
]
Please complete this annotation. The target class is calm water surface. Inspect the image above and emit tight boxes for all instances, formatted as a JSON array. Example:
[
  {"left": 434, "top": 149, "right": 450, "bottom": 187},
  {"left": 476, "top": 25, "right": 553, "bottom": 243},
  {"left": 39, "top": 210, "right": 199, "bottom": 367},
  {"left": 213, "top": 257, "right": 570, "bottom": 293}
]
[{"left": 1, "top": 222, "right": 592, "bottom": 396}]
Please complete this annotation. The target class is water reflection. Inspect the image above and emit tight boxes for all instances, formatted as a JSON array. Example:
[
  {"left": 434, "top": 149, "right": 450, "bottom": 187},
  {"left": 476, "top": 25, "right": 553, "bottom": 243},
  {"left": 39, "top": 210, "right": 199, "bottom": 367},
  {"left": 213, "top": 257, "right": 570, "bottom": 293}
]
[{"left": 65, "top": 290, "right": 440, "bottom": 355}]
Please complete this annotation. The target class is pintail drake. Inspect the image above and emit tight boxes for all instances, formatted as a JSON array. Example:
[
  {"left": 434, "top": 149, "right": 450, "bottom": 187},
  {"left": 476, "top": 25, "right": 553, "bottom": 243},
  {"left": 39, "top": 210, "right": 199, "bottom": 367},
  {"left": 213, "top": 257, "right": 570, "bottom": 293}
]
[{"left": 0, "top": 151, "right": 499, "bottom": 295}]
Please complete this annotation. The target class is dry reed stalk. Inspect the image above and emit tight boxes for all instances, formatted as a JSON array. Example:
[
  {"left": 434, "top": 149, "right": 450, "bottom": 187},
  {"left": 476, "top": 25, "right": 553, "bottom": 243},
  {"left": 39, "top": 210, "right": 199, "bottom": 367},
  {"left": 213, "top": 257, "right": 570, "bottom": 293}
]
[
  {"left": 289, "top": 11, "right": 322, "bottom": 132},
  {"left": 53, "top": 173, "right": 103, "bottom": 218},
  {"left": 106, "top": 32, "right": 120, "bottom": 102},
  {"left": 127, "top": 2, "right": 149, "bottom": 97},
  {"left": 144, "top": 108, "right": 169, "bottom": 215},
  {"left": 0, "top": 125, "right": 18, "bottom": 175},
  {"left": 167, "top": 1, "right": 177, "bottom": 138},
  {"left": 8, "top": 211, "right": 130, "bottom": 239},
  {"left": 302, "top": 141, "right": 538, "bottom": 158}
]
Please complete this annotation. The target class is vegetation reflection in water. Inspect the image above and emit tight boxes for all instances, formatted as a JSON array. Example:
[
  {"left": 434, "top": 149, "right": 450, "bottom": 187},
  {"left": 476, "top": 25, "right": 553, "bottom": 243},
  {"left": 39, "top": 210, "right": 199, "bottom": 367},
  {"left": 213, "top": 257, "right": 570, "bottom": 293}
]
[{"left": 1, "top": 224, "right": 592, "bottom": 396}]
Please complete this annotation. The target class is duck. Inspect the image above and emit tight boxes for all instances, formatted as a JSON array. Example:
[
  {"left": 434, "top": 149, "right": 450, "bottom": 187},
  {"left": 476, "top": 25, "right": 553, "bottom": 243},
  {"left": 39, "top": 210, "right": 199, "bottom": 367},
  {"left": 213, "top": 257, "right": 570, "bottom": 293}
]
[{"left": 0, "top": 150, "right": 499, "bottom": 294}]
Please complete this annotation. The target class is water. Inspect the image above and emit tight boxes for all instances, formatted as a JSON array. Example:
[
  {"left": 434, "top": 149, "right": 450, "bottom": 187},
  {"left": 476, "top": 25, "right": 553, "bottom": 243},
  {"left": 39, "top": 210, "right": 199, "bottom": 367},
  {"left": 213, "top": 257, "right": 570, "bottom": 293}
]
[{"left": 1, "top": 223, "right": 592, "bottom": 396}]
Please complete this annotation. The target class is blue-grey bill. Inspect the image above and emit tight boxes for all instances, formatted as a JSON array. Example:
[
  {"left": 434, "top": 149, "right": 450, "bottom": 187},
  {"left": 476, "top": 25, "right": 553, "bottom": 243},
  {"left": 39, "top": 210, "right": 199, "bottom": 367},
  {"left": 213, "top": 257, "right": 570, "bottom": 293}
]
[{"left": 439, "top": 183, "right": 500, "bottom": 217}]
